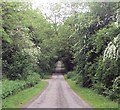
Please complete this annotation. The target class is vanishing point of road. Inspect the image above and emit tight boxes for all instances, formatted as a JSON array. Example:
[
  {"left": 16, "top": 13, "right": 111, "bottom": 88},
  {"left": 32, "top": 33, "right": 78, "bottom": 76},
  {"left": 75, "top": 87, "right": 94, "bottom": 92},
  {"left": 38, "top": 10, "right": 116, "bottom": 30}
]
[{"left": 26, "top": 61, "right": 92, "bottom": 108}]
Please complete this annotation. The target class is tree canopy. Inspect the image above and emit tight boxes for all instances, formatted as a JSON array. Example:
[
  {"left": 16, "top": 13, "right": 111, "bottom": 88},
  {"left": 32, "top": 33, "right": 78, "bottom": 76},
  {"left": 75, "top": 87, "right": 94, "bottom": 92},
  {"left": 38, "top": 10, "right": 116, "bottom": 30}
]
[{"left": 1, "top": 1, "right": 120, "bottom": 102}]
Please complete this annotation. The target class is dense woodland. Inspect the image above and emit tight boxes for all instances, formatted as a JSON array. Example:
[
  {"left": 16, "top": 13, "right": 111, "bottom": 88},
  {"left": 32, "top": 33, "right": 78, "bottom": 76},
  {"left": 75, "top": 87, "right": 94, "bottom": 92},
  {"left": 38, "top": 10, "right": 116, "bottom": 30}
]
[{"left": 1, "top": 2, "right": 120, "bottom": 103}]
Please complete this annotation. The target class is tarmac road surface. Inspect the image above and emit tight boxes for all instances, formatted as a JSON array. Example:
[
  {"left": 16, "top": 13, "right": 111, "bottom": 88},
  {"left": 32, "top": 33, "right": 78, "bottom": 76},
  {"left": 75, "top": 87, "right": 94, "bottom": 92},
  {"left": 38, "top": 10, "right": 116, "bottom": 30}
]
[{"left": 26, "top": 73, "right": 92, "bottom": 108}]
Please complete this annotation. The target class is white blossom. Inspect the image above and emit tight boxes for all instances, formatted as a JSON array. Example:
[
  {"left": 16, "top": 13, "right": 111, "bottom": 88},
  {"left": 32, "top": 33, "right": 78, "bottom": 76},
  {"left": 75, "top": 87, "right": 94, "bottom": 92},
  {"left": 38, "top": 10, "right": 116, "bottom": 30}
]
[{"left": 103, "top": 34, "right": 120, "bottom": 61}]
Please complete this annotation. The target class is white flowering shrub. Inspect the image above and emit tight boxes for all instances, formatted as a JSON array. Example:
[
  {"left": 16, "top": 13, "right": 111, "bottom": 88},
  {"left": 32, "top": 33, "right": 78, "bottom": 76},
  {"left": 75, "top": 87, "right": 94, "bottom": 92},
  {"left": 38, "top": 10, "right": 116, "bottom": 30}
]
[{"left": 103, "top": 34, "right": 120, "bottom": 61}]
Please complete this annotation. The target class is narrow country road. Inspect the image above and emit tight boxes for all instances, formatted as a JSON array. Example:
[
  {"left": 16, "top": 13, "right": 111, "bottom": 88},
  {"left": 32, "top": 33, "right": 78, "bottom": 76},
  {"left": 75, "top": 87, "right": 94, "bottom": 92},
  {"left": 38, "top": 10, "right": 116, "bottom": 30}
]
[
  {"left": 26, "top": 61, "right": 92, "bottom": 108},
  {"left": 26, "top": 74, "right": 91, "bottom": 108}
]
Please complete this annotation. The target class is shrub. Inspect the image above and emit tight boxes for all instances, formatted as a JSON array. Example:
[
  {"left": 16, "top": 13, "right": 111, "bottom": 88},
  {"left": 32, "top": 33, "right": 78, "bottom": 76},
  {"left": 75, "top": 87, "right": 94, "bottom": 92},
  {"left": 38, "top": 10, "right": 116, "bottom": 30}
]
[
  {"left": 2, "top": 73, "right": 41, "bottom": 99},
  {"left": 26, "top": 72, "right": 41, "bottom": 87},
  {"left": 94, "top": 82, "right": 106, "bottom": 94},
  {"left": 75, "top": 75, "right": 83, "bottom": 85},
  {"left": 2, "top": 79, "right": 26, "bottom": 99},
  {"left": 67, "top": 71, "right": 76, "bottom": 79},
  {"left": 111, "top": 76, "right": 120, "bottom": 101}
]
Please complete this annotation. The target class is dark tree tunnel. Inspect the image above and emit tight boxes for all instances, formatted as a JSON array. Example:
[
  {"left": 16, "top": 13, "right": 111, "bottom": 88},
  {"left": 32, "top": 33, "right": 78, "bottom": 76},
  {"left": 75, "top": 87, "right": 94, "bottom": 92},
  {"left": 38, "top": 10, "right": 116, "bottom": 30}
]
[{"left": 55, "top": 51, "right": 74, "bottom": 73}]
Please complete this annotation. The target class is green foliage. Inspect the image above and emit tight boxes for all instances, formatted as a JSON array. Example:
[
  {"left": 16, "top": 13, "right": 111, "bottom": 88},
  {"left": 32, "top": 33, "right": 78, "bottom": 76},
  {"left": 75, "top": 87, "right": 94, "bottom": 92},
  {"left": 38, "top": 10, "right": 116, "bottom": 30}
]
[
  {"left": 67, "top": 71, "right": 78, "bottom": 81},
  {"left": 2, "top": 1, "right": 119, "bottom": 103},
  {"left": 26, "top": 72, "right": 41, "bottom": 87},
  {"left": 2, "top": 2, "right": 56, "bottom": 80},
  {"left": 111, "top": 76, "right": 120, "bottom": 101},
  {"left": 2, "top": 73, "right": 41, "bottom": 99},
  {"left": 6, "top": 53, "right": 31, "bottom": 80},
  {"left": 2, "top": 79, "right": 26, "bottom": 99},
  {"left": 93, "top": 23, "right": 118, "bottom": 53},
  {"left": 94, "top": 82, "right": 106, "bottom": 94},
  {"left": 64, "top": 2, "right": 119, "bottom": 102},
  {"left": 2, "top": 81, "right": 47, "bottom": 108},
  {"left": 1, "top": 28, "right": 12, "bottom": 43},
  {"left": 66, "top": 78, "right": 118, "bottom": 108}
]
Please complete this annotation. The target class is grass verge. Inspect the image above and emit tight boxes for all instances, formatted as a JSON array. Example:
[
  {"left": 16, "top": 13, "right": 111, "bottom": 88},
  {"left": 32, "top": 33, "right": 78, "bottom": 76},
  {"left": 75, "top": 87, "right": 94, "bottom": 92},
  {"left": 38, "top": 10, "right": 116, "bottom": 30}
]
[
  {"left": 66, "top": 78, "right": 118, "bottom": 108},
  {"left": 2, "top": 81, "right": 48, "bottom": 108}
]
